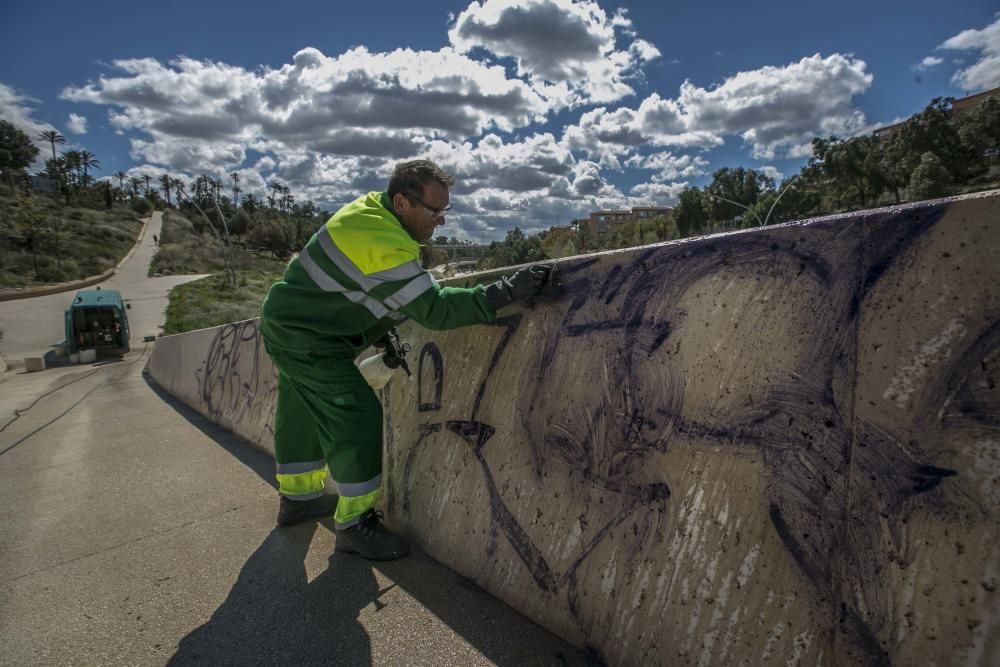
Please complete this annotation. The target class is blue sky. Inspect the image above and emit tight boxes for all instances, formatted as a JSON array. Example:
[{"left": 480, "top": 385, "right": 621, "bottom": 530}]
[{"left": 3, "top": 0, "right": 998, "bottom": 240}]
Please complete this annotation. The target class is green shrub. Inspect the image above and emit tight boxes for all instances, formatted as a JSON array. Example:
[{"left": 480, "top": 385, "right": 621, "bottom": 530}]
[{"left": 131, "top": 198, "right": 153, "bottom": 216}]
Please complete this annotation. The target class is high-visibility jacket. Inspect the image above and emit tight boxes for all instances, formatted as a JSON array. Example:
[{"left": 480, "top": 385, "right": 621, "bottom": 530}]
[{"left": 260, "top": 191, "right": 496, "bottom": 355}]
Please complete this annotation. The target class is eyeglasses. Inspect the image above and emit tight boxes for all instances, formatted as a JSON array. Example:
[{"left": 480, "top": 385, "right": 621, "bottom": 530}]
[{"left": 405, "top": 191, "right": 453, "bottom": 219}]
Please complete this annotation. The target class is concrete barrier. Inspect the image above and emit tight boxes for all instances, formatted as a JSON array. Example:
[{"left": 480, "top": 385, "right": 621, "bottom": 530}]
[
  {"left": 146, "top": 191, "right": 1000, "bottom": 666},
  {"left": 23, "top": 357, "right": 45, "bottom": 372}
]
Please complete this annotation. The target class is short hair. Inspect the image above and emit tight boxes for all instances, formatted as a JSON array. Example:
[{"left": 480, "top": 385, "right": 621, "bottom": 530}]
[{"left": 387, "top": 159, "right": 455, "bottom": 198}]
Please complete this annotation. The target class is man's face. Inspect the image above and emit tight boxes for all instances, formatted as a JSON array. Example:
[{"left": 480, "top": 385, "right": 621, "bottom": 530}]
[{"left": 395, "top": 180, "right": 449, "bottom": 243}]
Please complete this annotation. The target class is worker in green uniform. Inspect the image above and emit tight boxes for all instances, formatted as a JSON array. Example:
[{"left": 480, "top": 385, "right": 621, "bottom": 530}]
[{"left": 260, "top": 159, "right": 552, "bottom": 560}]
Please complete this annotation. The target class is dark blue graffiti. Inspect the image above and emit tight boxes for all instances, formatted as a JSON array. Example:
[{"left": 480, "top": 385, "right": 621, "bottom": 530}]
[{"left": 390, "top": 205, "right": 990, "bottom": 666}]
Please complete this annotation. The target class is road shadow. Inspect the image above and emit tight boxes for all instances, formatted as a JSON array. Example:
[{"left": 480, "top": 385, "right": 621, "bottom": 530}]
[
  {"left": 142, "top": 368, "right": 276, "bottom": 486},
  {"left": 144, "top": 370, "right": 595, "bottom": 666},
  {"left": 169, "top": 523, "right": 380, "bottom": 665}
]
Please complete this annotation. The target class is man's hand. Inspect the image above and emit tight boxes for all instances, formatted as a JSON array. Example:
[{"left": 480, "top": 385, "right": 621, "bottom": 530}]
[{"left": 485, "top": 264, "right": 553, "bottom": 310}]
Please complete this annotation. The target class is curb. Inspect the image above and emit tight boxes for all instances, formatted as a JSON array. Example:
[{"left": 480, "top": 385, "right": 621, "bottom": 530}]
[{"left": 0, "top": 214, "right": 152, "bottom": 303}]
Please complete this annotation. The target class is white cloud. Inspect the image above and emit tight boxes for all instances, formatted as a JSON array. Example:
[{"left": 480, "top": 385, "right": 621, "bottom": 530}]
[
  {"left": 628, "top": 180, "right": 687, "bottom": 205},
  {"left": 912, "top": 56, "right": 944, "bottom": 71},
  {"left": 0, "top": 83, "right": 58, "bottom": 163},
  {"left": 624, "top": 151, "right": 709, "bottom": 181},
  {"left": 449, "top": 0, "right": 659, "bottom": 107},
  {"left": 759, "top": 165, "right": 784, "bottom": 181},
  {"left": 562, "top": 53, "right": 872, "bottom": 162},
  {"left": 67, "top": 113, "right": 88, "bottom": 134},
  {"left": 937, "top": 15, "right": 1000, "bottom": 91}
]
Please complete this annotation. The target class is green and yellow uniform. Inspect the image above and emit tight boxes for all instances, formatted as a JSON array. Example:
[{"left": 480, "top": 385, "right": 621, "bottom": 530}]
[{"left": 260, "top": 191, "right": 496, "bottom": 527}]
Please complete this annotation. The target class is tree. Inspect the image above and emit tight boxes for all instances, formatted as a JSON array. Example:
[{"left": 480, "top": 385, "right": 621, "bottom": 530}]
[
  {"left": 128, "top": 176, "right": 143, "bottom": 200},
  {"left": 888, "top": 98, "right": 978, "bottom": 190},
  {"left": 673, "top": 187, "right": 708, "bottom": 237},
  {"left": 704, "top": 166, "right": 774, "bottom": 224},
  {"left": 63, "top": 150, "right": 81, "bottom": 188},
  {"left": 810, "top": 136, "right": 888, "bottom": 209},
  {"left": 79, "top": 150, "right": 100, "bottom": 187},
  {"left": 908, "top": 152, "right": 952, "bottom": 200},
  {"left": 242, "top": 193, "right": 260, "bottom": 211},
  {"left": 956, "top": 96, "right": 1000, "bottom": 162},
  {"left": 114, "top": 170, "right": 128, "bottom": 198},
  {"left": 37, "top": 130, "right": 65, "bottom": 162},
  {"left": 231, "top": 172, "right": 240, "bottom": 206},
  {"left": 159, "top": 174, "right": 172, "bottom": 205},
  {"left": 479, "top": 227, "right": 545, "bottom": 269},
  {"left": 0, "top": 120, "right": 40, "bottom": 183}
]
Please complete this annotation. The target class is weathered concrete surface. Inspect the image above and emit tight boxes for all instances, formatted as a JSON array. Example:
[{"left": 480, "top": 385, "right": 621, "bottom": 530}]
[
  {"left": 0, "top": 348, "right": 591, "bottom": 666},
  {"left": 146, "top": 191, "right": 1000, "bottom": 666}
]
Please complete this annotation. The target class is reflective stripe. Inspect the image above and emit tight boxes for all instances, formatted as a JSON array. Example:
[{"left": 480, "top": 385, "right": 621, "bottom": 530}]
[
  {"left": 317, "top": 230, "right": 424, "bottom": 290},
  {"left": 282, "top": 489, "right": 326, "bottom": 501},
  {"left": 276, "top": 459, "right": 326, "bottom": 475},
  {"left": 334, "top": 488, "right": 380, "bottom": 528},
  {"left": 298, "top": 249, "right": 392, "bottom": 319},
  {"left": 277, "top": 467, "right": 327, "bottom": 499},
  {"left": 383, "top": 272, "right": 436, "bottom": 310},
  {"left": 369, "top": 259, "right": 425, "bottom": 283},
  {"left": 335, "top": 474, "right": 382, "bottom": 498}
]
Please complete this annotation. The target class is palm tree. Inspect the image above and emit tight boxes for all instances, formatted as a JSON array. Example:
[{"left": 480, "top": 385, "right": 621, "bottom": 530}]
[
  {"left": 128, "top": 176, "right": 143, "bottom": 200},
  {"left": 79, "top": 150, "right": 100, "bottom": 187},
  {"left": 159, "top": 174, "right": 173, "bottom": 205},
  {"left": 242, "top": 193, "right": 259, "bottom": 211},
  {"left": 38, "top": 130, "right": 65, "bottom": 161},
  {"left": 173, "top": 179, "right": 187, "bottom": 201},
  {"left": 62, "top": 151, "right": 82, "bottom": 187},
  {"left": 230, "top": 172, "right": 240, "bottom": 206},
  {"left": 143, "top": 174, "right": 151, "bottom": 196},
  {"left": 269, "top": 182, "right": 283, "bottom": 209}
]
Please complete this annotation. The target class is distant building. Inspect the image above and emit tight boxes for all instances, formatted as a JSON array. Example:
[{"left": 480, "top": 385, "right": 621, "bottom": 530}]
[
  {"left": 575, "top": 206, "right": 673, "bottom": 237},
  {"left": 873, "top": 86, "right": 999, "bottom": 140},
  {"left": 952, "top": 86, "right": 1000, "bottom": 113}
]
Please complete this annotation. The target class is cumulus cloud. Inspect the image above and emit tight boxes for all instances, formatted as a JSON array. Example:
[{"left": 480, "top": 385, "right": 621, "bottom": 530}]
[
  {"left": 62, "top": 47, "right": 548, "bottom": 160},
  {"left": 759, "top": 165, "right": 784, "bottom": 181},
  {"left": 449, "top": 0, "right": 659, "bottom": 106},
  {"left": 562, "top": 53, "right": 872, "bottom": 161},
  {"left": 912, "top": 56, "right": 944, "bottom": 71},
  {"left": 0, "top": 82, "right": 65, "bottom": 168},
  {"left": 624, "top": 151, "right": 709, "bottom": 182},
  {"left": 67, "top": 113, "right": 88, "bottom": 134},
  {"left": 628, "top": 180, "right": 687, "bottom": 205},
  {"left": 937, "top": 15, "right": 1000, "bottom": 91}
]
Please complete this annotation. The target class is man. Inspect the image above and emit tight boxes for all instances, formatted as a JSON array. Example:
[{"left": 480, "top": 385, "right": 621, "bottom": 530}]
[{"left": 260, "top": 159, "right": 552, "bottom": 560}]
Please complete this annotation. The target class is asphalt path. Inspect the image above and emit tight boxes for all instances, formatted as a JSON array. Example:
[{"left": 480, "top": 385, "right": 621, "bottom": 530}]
[
  {"left": 0, "top": 211, "right": 208, "bottom": 365},
  {"left": 0, "top": 214, "right": 591, "bottom": 665}
]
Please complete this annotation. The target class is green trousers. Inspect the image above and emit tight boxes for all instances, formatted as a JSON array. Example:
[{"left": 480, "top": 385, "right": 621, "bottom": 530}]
[{"left": 267, "top": 347, "right": 383, "bottom": 528}]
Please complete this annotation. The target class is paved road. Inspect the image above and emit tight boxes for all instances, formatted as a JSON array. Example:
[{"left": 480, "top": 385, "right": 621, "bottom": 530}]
[
  {"left": 0, "top": 212, "right": 591, "bottom": 665},
  {"left": 0, "top": 211, "right": 207, "bottom": 365},
  {"left": 0, "top": 353, "right": 589, "bottom": 665}
]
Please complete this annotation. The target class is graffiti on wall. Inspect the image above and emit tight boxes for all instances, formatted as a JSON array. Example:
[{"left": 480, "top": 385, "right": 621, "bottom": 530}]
[
  {"left": 385, "top": 202, "right": 999, "bottom": 664},
  {"left": 196, "top": 319, "right": 278, "bottom": 437}
]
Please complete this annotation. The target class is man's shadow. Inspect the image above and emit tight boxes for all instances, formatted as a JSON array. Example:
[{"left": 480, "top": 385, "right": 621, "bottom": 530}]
[{"left": 169, "top": 521, "right": 386, "bottom": 665}]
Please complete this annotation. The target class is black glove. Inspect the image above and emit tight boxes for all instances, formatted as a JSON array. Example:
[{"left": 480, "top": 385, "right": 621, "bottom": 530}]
[{"left": 484, "top": 264, "right": 553, "bottom": 310}]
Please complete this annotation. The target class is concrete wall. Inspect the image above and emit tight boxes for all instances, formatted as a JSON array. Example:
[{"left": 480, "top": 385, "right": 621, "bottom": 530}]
[{"left": 146, "top": 192, "right": 1000, "bottom": 666}]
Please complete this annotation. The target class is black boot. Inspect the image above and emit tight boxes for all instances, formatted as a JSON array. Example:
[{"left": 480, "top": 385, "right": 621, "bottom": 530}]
[
  {"left": 335, "top": 509, "right": 410, "bottom": 560},
  {"left": 276, "top": 494, "right": 339, "bottom": 527}
]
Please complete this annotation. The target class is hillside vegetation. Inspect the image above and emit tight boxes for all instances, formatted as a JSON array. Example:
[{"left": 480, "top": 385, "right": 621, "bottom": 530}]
[{"left": 0, "top": 184, "right": 142, "bottom": 288}]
